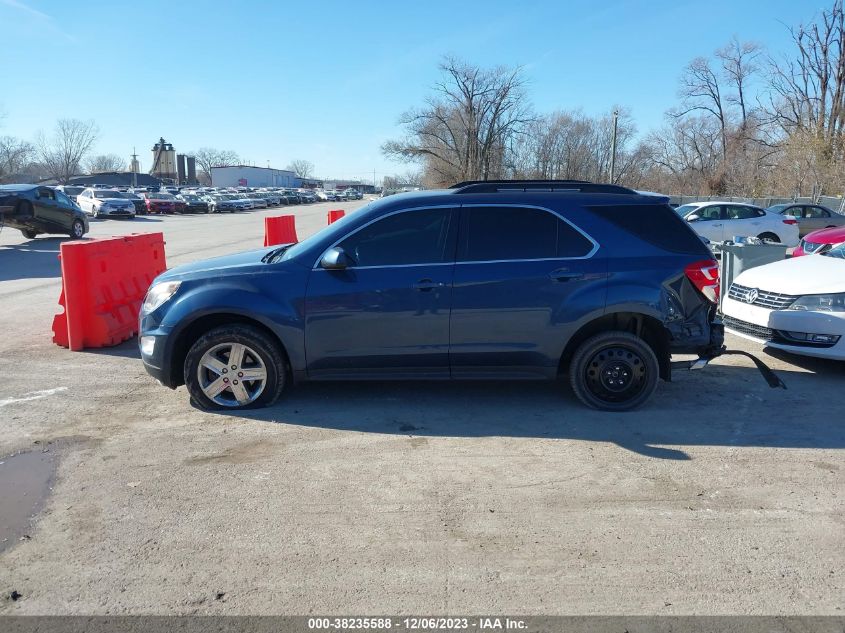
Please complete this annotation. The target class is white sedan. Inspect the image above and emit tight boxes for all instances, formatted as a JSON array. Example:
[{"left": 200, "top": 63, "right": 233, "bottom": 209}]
[
  {"left": 722, "top": 244, "right": 845, "bottom": 360},
  {"left": 675, "top": 201, "right": 799, "bottom": 247}
]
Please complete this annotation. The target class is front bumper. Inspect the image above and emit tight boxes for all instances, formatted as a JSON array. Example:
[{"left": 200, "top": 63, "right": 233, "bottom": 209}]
[
  {"left": 97, "top": 207, "right": 135, "bottom": 216},
  {"left": 139, "top": 325, "right": 176, "bottom": 387},
  {"left": 722, "top": 295, "right": 845, "bottom": 360}
]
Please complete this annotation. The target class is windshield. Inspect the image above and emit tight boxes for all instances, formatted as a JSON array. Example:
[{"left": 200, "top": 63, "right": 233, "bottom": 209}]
[
  {"left": 151, "top": 193, "right": 175, "bottom": 200},
  {"left": 279, "top": 202, "right": 373, "bottom": 262},
  {"left": 674, "top": 204, "right": 702, "bottom": 217},
  {"left": 823, "top": 243, "right": 845, "bottom": 259},
  {"left": 94, "top": 190, "right": 123, "bottom": 198},
  {"left": 182, "top": 195, "right": 200, "bottom": 201},
  {"left": 766, "top": 204, "right": 788, "bottom": 213}
]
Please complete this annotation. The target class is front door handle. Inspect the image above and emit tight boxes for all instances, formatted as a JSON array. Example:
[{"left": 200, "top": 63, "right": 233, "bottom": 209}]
[
  {"left": 414, "top": 279, "right": 445, "bottom": 291},
  {"left": 549, "top": 269, "right": 584, "bottom": 282},
  {"left": 712, "top": 223, "right": 722, "bottom": 227}
]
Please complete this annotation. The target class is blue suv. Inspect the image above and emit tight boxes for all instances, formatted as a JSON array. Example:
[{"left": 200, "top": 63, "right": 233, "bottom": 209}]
[{"left": 139, "top": 180, "right": 725, "bottom": 411}]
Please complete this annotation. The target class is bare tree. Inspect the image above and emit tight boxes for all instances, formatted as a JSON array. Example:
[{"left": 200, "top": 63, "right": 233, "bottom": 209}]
[
  {"left": 0, "top": 136, "right": 35, "bottom": 184},
  {"left": 286, "top": 159, "right": 315, "bottom": 178},
  {"left": 675, "top": 57, "right": 729, "bottom": 162},
  {"left": 37, "top": 119, "right": 98, "bottom": 184},
  {"left": 85, "top": 153, "right": 126, "bottom": 174},
  {"left": 383, "top": 57, "right": 532, "bottom": 186},
  {"left": 191, "top": 147, "right": 240, "bottom": 184},
  {"left": 767, "top": 0, "right": 845, "bottom": 142},
  {"left": 716, "top": 37, "right": 763, "bottom": 131}
]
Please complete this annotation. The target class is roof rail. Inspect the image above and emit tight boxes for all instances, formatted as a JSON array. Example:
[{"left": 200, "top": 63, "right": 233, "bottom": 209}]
[{"left": 450, "top": 179, "right": 636, "bottom": 195}]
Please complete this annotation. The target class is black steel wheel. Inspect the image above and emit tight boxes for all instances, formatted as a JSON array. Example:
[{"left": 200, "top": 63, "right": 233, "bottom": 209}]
[{"left": 569, "top": 331, "right": 659, "bottom": 411}]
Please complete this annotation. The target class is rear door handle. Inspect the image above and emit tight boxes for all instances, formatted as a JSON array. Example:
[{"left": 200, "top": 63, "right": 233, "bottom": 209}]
[
  {"left": 414, "top": 279, "right": 445, "bottom": 291},
  {"left": 549, "top": 269, "right": 584, "bottom": 282}
]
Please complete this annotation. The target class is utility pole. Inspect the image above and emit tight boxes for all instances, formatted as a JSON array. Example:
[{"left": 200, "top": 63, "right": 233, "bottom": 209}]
[
  {"left": 609, "top": 109, "right": 619, "bottom": 184},
  {"left": 131, "top": 147, "right": 138, "bottom": 188}
]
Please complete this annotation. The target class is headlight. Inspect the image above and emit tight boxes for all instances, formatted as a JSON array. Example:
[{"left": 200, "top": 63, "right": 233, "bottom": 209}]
[
  {"left": 788, "top": 293, "right": 845, "bottom": 312},
  {"left": 142, "top": 281, "right": 181, "bottom": 314}
]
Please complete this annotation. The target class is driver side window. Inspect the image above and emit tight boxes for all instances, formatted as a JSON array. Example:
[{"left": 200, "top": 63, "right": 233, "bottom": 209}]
[{"left": 338, "top": 208, "right": 454, "bottom": 268}]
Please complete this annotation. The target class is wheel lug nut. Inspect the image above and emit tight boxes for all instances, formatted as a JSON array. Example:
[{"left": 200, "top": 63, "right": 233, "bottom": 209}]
[
  {"left": 238, "top": 372, "right": 243, "bottom": 377},
  {"left": 233, "top": 380, "right": 238, "bottom": 385},
  {"left": 231, "top": 365, "right": 237, "bottom": 370},
  {"left": 222, "top": 369, "right": 227, "bottom": 374},
  {"left": 223, "top": 378, "right": 229, "bottom": 383}
]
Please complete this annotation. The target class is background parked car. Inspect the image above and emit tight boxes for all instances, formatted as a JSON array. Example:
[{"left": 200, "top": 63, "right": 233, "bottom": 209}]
[
  {"left": 176, "top": 193, "right": 211, "bottom": 213},
  {"left": 144, "top": 191, "right": 177, "bottom": 214},
  {"left": 77, "top": 188, "right": 136, "bottom": 219},
  {"left": 123, "top": 192, "right": 147, "bottom": 215},
  {"left": 247, "top": 193, "right": 268, "bottom": 209},
  {"left": 0, "top": 184, "right": 89, "bottom": 239},
  {"left": 766, "top": 203, "right": 845, "bottom": 237},
  {"left": 675, "top": 201, "right": 799, "bottom": 246},
  {"left": 722, "top": 244, "right": 845, "bottom": 360},
  {"left": 793, "top": 225, "right": 845, "bottom": 256},
  {"left": 55, "top": 185, "right": 86, "bottom": 203}
]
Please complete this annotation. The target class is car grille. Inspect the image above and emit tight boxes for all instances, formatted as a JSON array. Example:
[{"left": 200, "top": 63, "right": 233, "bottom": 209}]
[
  {"left": 723, "top": 316, "right": 774, "bottom": 341},
  {"left": 727, "top": 283, "right": 797, "bottom": 309}
]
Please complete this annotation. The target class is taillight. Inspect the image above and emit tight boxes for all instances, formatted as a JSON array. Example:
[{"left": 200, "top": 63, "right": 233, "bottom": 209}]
[
  {"left": 684, "top": 259, "right": 720, "bottom": 304},
  {"left": 783, "top": 218, "right": 798, "bottom": 225}
]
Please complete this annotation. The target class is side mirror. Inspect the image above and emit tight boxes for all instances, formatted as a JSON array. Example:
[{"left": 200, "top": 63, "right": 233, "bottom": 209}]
[
  {"left": 320, "top": 246, "right": 352, "bottom": 270},
  {"left": 686, "top": 214, "right": 701, "bottom": 222}
]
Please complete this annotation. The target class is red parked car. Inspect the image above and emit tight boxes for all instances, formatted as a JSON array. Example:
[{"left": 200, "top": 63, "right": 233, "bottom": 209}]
[
  {"left": 144, "top": 192, "right": 177, "bottom": 214},
  {"left": 793, "top": 225, "right": 845, "bottom": 256}
]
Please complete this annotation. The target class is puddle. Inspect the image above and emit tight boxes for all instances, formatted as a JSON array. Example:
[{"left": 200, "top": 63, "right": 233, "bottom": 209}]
[{"left": 0, "top": 448, "right": 58, "bottom": 553}]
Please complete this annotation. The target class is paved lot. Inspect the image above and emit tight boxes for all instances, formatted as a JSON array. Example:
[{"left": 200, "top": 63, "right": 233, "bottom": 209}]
[{"left": 0, "top": 200, "right": 843, "bottom": 614}]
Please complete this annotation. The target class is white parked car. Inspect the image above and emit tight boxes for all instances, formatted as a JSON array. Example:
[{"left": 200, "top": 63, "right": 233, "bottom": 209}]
[
  {"left": 675, "top": 202, "right": 799, "bottom": 247},
  {"left": 722, "top": 244, "right": 845, "bottom": 360},
  {"left": 76, "top": 188, "right": 136, "bottom": 219}
]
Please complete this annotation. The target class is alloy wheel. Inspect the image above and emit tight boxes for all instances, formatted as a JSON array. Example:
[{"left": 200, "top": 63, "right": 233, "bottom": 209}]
[{"left": 197, "top": 342, "right": 268, "bottom": 407}]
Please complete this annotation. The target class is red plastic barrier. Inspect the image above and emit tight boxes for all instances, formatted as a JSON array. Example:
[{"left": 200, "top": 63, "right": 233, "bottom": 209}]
[
  {"left": 52, "top": 233, "right": 167, "bottom": 351},
  {"left": 263, "top": 215, "right": 299, "bottom": 247},
  {"left": 327, "top": 209, "right": 345, "bottom": 224}
]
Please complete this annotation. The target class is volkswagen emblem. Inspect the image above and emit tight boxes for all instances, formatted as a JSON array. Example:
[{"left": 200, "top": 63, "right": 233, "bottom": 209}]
[{"left": 744, "top": 288, "right": 759, "bottom": 304}]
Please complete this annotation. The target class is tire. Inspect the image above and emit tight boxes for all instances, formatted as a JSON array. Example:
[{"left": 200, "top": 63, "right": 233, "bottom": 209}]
[
  {"left": 69, "top": 218, "right": 85, "bottom": 239},
  {"left": 569, "top": 331, "right": 660, "bottom": 411},
  {"left": 20, "top": 229, "right": 38, "bottom": 239},
  {"left": 184, "top": 324, "right": 286, "bottom": 410},
  {"left": 758, "top": 232, "right": 780, "bottom": 243}
]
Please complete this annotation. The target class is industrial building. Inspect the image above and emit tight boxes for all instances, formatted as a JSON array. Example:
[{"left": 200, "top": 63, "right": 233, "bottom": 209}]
[
  {"left": 150, "top": 138, "right": 178, "bottom": 183},
  {"left": 65, "top": 172, "right": 162, "bottom": 188},
  {"left": 211, "top": 165, "right": 299, "bottom": 188}
]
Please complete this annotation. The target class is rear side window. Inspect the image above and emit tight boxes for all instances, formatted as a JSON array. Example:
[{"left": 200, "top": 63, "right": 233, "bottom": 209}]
[
  {"left": 461, "top": 206, "right": 594, "bottom": 261},
  {"left": 588, "top": 204, "right": 709, "bottom": 254},
  {"left": 726, "top": 205, "right": 762, "bottom": 220}
]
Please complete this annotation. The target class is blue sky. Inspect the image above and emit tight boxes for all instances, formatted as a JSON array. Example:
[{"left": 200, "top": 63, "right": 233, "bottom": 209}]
[{"left": 0, "top": 0, "right": 822, "bottom": 181}]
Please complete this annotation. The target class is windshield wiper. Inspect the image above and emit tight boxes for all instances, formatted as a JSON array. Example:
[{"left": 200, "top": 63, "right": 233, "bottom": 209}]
[{"left": 261, "top": 244, "right": 291, "bottom": 263}]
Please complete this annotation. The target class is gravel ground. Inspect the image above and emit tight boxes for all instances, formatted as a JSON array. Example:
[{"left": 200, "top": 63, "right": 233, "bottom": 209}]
[{"left": 0, "top": 199, "right": 842, "bottom": 614}]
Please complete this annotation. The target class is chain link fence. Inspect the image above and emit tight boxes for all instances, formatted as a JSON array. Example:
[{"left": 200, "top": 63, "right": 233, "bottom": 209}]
[{"left": 668, "top": 195, "right": 845, "bottom": 213}]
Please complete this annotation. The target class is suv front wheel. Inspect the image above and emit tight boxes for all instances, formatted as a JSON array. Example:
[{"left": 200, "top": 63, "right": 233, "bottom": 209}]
[
  {"left": 184, "top": 324, "right": 286, "bottom": 410},
  {"left": 569, "top": 331, "right": 659, "bottom": 411}
]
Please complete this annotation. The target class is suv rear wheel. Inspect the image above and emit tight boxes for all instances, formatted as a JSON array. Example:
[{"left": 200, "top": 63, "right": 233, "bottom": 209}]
[
  {"left": 184, "top": 324, "right": 286, "bottom": 410},
  {"left": 569, "top": 331, "right": 659, "bottom": 411}
]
